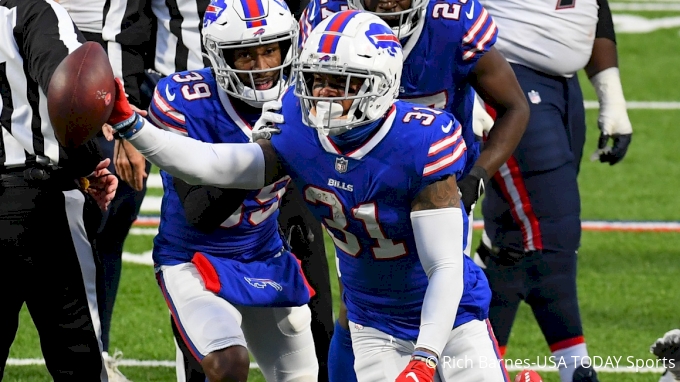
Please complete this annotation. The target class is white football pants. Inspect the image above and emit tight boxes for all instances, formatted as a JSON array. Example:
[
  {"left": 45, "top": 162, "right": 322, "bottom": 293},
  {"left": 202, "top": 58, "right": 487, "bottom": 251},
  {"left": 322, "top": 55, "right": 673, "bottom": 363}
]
[
  {"left": 159, "top": 262, "right": 318, "bottom": 382},
  {"left": 349, "top": 318, "right": 509, "bottom": 382}
]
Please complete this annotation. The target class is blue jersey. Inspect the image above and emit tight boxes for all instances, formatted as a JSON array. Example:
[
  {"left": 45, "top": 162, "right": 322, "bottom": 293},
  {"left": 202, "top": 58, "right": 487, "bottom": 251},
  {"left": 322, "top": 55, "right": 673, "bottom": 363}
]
[
  {"left": 270, "top": 88, "right": 490, "bottom": 341},
  {"left": 299, "top": 0, "right": 498, "bottom": 175},
  {"left": 148, "top": 68, "right": 288, "bottom": 266}
]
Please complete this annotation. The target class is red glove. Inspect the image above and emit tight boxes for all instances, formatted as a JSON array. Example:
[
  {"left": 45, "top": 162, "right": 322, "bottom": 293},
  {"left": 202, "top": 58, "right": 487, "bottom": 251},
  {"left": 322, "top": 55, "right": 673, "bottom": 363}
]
[
  {"left": 395, "top": 359, "right": 436, "bottom": 382},
  {"left": 108, "top": 78, "right": 135, "bottom": 126}
]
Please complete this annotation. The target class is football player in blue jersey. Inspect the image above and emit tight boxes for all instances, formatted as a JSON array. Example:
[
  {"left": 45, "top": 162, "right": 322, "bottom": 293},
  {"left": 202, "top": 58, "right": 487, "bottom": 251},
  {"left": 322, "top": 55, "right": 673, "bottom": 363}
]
[
  {"left": 297, "top": 0, "right": 529, "bottom": 212},
  {"left": 139, "top": 0, "right": 319, "bottom": 381},
  {"left": 108, "top": 11, "right": 520, "bottom": 382},
  {"left": 298, "top": 0, "right": 529, "bottom": 378}
]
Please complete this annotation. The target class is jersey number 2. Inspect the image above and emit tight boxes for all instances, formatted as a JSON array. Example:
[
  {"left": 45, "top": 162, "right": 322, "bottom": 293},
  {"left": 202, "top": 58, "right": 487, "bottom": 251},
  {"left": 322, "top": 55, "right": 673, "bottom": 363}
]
[{"left": 304, "top": 187, "right": 407, "bottom": 259}]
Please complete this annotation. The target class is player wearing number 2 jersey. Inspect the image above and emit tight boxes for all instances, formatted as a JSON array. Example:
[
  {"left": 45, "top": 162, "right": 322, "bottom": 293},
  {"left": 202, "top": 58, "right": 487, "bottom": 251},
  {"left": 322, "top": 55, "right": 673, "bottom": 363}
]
[
  {"left": 111, "top": 11, "right": 513, "bottom": 382},
  {"left": 146, "top": 0, "right": 319, "bottom": 380}
]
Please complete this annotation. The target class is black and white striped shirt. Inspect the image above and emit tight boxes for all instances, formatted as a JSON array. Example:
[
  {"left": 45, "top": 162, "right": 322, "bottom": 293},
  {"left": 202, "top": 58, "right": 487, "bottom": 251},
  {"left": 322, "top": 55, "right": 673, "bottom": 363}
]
[
  {"left": 0, "top": 0, "right": 100, "bottom": 172},
  {"left": 103, "top": 0, "right": 210, "bottom": 81}
]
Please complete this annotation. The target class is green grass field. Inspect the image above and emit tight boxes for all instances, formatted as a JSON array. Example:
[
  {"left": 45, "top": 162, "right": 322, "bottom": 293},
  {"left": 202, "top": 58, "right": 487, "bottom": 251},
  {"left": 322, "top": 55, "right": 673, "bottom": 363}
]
[{"left": 5, "top": 8, "right": 680, "bottom": 382}]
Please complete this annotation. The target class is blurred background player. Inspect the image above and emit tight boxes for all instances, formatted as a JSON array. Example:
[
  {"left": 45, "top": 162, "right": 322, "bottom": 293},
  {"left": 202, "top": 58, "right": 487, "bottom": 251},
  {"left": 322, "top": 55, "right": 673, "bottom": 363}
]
[
  {"left": 297, "top": 0, "right": 529, "bottom": 379},
  {"left": 139, "top": 0, "right": 319, "bottom": 379},
  {"left": 108, "top": 11, "right": 515, "bottom": 382},
  {"left": 471, "top": 0, "right": 633, "bottom": 381},
  {"left": 0, "top": 0, "right": 117, "bottom": 380},
  {"left": 58, "top": 0, "right": 154, "bottom": 380},
  {"left": 103, "top": 0, "right": 335, "bottom": 379},
  {"left": 652, "top": 329, "right": 680, "bottom": 382}
]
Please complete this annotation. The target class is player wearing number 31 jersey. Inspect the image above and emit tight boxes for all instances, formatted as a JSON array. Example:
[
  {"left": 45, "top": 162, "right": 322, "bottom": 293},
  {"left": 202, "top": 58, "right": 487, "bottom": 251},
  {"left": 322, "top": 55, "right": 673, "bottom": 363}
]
[
  {"left": 112, "top": 11, "right": 509, "bottom": 382},
  {"left": 299, "top": 0, "right": 530, "bottom": 212}
]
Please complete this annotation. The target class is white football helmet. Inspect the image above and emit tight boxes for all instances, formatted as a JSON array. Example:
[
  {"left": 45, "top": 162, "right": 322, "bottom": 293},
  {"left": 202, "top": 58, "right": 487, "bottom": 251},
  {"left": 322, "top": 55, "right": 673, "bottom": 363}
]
[
  {"left": 347, "top": 0, "right": 427, "bottom": 39},
  {"left": 294, "top": 11, "right": 403, "bottom": 136},
  {"left": 202, "top": 0, "right": 298, "bottom": 107}
]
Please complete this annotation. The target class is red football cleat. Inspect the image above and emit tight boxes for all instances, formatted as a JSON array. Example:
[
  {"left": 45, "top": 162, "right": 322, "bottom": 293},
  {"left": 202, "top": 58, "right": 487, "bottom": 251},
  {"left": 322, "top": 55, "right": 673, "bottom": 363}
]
[{"left": 514, "top": 369, "right": 543, "bottom": 382}]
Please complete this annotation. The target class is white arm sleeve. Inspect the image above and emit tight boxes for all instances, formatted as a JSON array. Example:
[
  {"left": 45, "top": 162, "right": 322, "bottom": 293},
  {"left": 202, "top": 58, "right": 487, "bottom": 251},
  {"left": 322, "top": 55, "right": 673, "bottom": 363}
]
[
  {"left": 410, "top": 207, "right": 465, "bottom": 358},
  {"left": 589, "top": 67, "right": 632, "bottom": 135},
  {"left": 127, "top": 118, "right": 266, "bottom": 189}
]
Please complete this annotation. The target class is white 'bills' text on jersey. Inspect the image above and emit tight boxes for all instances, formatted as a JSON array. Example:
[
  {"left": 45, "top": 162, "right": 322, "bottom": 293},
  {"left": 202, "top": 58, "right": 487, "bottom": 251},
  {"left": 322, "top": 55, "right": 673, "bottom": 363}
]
[{"left": 479, "top": 0, "right": 598, "bottom": 77}]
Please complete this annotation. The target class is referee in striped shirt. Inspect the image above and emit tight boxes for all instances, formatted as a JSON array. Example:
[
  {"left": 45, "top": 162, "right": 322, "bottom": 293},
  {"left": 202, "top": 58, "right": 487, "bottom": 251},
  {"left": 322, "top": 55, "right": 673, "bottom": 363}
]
[{"left": 0, "top": 0, "right": 117, "bottom": 380}]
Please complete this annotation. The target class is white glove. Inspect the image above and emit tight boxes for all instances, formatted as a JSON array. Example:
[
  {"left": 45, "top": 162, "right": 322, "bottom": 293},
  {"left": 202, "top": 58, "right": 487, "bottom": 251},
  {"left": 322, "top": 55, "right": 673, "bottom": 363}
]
[
  {"left": 589, "top": 67, "right": 633, "bottom": 165},
  {"left": 251, "top": 100, "right": 284, "bottom": 142},
  {"left": 472, "top": 93, "right": 494, "bottom": 138},
  {"left": 651, "top": 329, "right": 680, "bottom": 381}
]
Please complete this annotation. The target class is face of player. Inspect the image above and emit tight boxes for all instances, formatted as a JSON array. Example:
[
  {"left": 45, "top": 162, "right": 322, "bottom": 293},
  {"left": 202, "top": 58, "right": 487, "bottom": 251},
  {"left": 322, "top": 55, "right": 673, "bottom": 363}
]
[
  {"left": 311, "top": 73, "right": 364, "bottom": 117},
  {"left": 362, "top": 0, "right": 412, "bottom": 19},
  {"left": 231, "top": 42, "right": 282, "bottom": 91}
]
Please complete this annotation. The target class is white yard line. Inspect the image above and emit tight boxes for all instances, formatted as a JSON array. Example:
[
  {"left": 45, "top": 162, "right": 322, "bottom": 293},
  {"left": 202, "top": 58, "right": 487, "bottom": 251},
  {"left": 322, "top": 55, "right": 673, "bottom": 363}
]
[
  {"left": 583, "top": 101, "right": 680, "bottom": 109},
  {"left": 611, "top": 2, "right": 680, "bottom": 10},
  {"left": 613, "top": 0, "right": 680, "bottom": 3}
]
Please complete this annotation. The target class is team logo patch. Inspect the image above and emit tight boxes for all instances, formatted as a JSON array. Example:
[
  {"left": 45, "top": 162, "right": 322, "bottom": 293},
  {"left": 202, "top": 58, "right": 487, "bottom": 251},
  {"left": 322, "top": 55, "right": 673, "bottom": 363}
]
[
  {"left": 253, "top": 27, "right": 266, "bottom": 37},
  {"left": 244, "top": 277, "right": 283, "bottom": 291},
  {"left": 203, "top": 0, "right": 228, "bottom": 28},
  {"left": 528, "top": 90, "right": 542, "bottom": 104},
  {"left": 364, "top": 23, "right": 401, "bottom": 57},
  {"left": 335, "top": 157, "right": 348, "bottom": 173},
  {"left": 319, "top": 54, "right": 333, "bottom": 62}
]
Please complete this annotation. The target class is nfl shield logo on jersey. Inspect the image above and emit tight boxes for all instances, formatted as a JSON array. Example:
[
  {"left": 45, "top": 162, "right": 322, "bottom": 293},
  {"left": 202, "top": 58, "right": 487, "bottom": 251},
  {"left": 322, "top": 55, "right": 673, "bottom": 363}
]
[
  {"left": 528, "top": 90, "right": 541, "bottom": 104},
  {"left": 335, "top": 157, "right": 348, "bottom": 173}
]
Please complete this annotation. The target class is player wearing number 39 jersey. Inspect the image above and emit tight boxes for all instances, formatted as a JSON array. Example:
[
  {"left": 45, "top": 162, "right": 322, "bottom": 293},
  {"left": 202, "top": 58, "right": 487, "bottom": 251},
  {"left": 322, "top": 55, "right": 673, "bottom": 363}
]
[
  {"left": 112, "top": 11, "right": 510, "bottom": 382},
  {"left": 146, "top": 0, "right": 319, "bottom": 380}
]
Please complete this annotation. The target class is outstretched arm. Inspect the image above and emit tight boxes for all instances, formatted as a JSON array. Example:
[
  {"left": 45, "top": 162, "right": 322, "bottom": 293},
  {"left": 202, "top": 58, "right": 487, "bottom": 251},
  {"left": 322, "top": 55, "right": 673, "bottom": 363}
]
[
  {"left": 125, "top": 117, "right": 267, "bottom": 189},
  {"left": 107, "top": 78, "right": 285, "bottom": 189}
]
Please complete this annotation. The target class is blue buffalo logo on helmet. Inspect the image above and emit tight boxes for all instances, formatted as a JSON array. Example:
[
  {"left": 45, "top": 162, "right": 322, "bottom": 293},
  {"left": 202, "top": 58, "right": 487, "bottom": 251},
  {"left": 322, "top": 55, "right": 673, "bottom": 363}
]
[
  {"left": 364, "top": 23, "right": 401, "bottom": 57},
  {"left": 253, "top": 27, "right": 266, "bottom": 37},
  {"left": 319, "top": 54, "right": 332, "bottom": 62},
  {"left": 204, "top": 0, "right": 228, "bottom": 28}
]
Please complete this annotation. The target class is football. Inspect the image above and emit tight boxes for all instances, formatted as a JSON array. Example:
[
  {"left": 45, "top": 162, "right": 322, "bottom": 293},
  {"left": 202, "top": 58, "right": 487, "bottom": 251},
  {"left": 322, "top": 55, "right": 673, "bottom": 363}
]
[
  {"left": 514, "top": 369, "right": 543, "bottom": 382},
  {"left": 48, "top": 41, "right": 116, "bottom": 148}
]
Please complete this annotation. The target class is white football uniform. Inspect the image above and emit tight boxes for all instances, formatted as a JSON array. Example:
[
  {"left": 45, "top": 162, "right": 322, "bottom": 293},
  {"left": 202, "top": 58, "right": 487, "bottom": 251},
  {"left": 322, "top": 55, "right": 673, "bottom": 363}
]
[{"left": 479, "top": 0, "right": 599, "bottom": 77}]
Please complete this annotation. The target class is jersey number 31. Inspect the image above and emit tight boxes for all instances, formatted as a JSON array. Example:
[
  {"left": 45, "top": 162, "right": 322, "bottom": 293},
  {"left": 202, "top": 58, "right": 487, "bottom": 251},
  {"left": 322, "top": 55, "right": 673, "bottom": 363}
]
[{"left": 304, "top": 187, "right": 407, "bottom": 260}]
